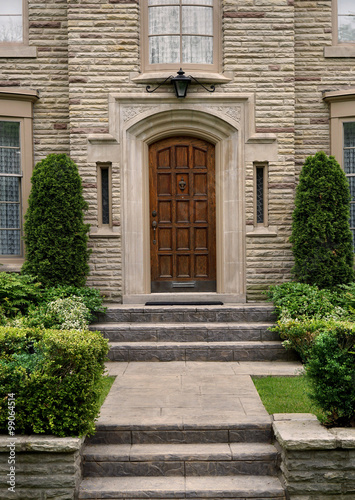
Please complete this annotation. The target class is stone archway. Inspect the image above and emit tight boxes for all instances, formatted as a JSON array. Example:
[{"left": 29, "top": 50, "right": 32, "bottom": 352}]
[{"left": 117, "top": 97, "right": 245, "bottom": 303}]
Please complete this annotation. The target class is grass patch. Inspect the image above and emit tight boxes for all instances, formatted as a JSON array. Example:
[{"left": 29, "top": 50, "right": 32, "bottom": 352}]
[
  {"left": 98, "top": 375, "right": 116, "bottom": 408},
  {"left": 252, "top": 375, "right": 324, "bottom": 421}
]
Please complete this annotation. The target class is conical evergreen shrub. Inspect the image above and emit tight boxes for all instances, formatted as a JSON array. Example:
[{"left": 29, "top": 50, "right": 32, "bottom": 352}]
[
  {"left": 22, "top": 154, "right": 91, "bottom": 287},
  {"left": 290, "top": 151, "right": 354, "bottom": 288}
]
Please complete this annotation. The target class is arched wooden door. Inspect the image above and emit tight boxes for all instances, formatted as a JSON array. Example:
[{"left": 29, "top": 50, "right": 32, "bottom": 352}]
[{"left": 149, "top": 136, "right": 216, "bottom": 292}]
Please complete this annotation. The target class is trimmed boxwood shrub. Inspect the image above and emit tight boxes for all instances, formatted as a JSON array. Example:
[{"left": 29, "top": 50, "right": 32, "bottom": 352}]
[
  {"left": 272, "top": 317, "right": 328, "bottom": 363},
  {"left": 306, "top": 324, "right": 355, "bottom": 427},
  {"left": 290, "top": 151, "right": 354, "bottom": 288},
  {"left": 22, "top": 154, "right": 91, "bottom": 287},
  {"left": 0, "top": 327, "right": 109, "bottom": 437}
]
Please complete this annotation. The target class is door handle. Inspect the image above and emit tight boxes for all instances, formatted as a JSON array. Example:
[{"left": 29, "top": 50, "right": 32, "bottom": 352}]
[{"left": 152, "top": 220, "right": 157, "bottom": 245}]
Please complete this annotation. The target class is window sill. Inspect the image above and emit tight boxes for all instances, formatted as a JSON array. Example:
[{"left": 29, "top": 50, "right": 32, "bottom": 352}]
[
  {"left": 0, "top": 261, "right": 23, "bottom": 272},
  {"left": 131, "top": 71, "right": 233, "bottom": 85},
  {"left": 89, "top": 227, "right": 120, "bottom": 238},
  {"left": 0, "top": 45, "right": 37, "bottom": 58},
  {"left": 246, "top": 226, "right": 278, "bottom": 237},
  {"left": 324, "top": 45, "right": 355, "bottom": 58}
]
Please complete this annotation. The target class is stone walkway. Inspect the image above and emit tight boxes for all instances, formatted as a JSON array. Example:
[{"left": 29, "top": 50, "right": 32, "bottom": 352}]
[{"left": 100, "top": 361, "right": 303, "bottom": 429}]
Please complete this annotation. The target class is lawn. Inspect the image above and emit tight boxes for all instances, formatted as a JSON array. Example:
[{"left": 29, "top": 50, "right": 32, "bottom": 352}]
[
  {"left": 97, "top": 375, "right": 116, "bottom": 408},
  {"left": 252, "top": 375, "right": 324, "bottom": 421}
]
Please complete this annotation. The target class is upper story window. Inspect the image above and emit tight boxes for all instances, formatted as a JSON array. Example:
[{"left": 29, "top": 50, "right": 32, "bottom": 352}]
[
  {"left": 0, "top": 1, "right": 23, "bottom": 43},
  {"left": 142, "top": 0, "right": 220, "bottom": 73},
  {"left": 0, "top": 1, "right": 36, "bottom": 58},
  {"left": 337, "top": 0, "right": 355, "bottom": 43}
]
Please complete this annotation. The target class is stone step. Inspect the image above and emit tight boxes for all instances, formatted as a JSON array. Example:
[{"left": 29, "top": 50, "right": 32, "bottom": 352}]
[
  {"left": 107, "top": 341, "right": 293, "bottom": 362},
  {"left": 86, "top": 421, "right": 273, "bottom": 446},
  {"left": 82, "top": 442, "right": 280, "bottom": 477},
  {"left": 91, "top": 322, "right": 279, "bottom": 342},
  {"left": 96, "top": 304, "right": 276, "bottom": 324},
  {"left": 78, "top": 475, "right": 286, "bottom": 499}
]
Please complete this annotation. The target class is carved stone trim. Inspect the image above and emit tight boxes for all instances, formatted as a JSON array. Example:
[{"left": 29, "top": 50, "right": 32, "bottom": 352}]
[
  {"left": 122, "top": 105, "right": 156, "bottom": 122},
  {"left": 205, "top": 105, "right": 242, "bottom": 123}
]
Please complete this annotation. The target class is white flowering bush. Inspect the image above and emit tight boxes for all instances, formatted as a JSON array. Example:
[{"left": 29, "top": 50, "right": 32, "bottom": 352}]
[
  {"left": 46, "top": 296, "right": 90, "bottom": 330},
  {"left": 8, "top": 296, "right": 91, "bottom": 331}
]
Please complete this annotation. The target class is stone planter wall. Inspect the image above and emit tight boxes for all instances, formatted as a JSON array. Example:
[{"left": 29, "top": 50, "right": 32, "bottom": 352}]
[
  {"left": 0, "top": 435, "right": 84, "bottom": 500},
  {"left": 273, "top": 414, "right": 355, "bottom": 499}
]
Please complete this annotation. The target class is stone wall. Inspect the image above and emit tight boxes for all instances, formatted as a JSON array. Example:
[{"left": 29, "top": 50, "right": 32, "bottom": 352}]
[
  {"left": 273, "top": 414, "right": 355, "bottom": 499},
  {"left": 224, "top": 0, "right": 296, "bottom": 300},
  {"left": 294, "top": 0, "right": 355, "bottom": 168},
  {"left": 0, "top": 435, "right": 84, "bottom": 500},
  {"left": 0, "top": 0, "right": 71, "bottom": 161}
]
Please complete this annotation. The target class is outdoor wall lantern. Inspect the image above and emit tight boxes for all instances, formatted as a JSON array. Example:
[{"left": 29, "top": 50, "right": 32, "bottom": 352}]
[{"left": 146, "top": 68, "right": 215, "bottom": 98}]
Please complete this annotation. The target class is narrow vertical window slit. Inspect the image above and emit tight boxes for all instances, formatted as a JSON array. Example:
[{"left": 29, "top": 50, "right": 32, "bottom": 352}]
[
  {"left": 256, "top": 166, "right": 264, "bottom": 224},
  {"left": 101, "top": 167, "right": 110, "bottom": 225}
]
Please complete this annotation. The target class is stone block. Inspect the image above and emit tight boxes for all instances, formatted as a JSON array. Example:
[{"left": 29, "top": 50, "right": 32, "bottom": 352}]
[{"left": 273, "top": 418, "right": 337, "bottom": 450}]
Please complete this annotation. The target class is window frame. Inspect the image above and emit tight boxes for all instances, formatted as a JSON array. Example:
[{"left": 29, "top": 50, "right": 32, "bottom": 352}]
[
  {"left": 325, "top": 0, "right": 355, "bottom": 58},
  {"left": 0, "top": 88, "right": 38, "bottom": 267},
  {"left": 97, "top": 162, "right": 112, "bottom": 229},
  {"left": 334, "top": 0, "right": 355, "bottom": 45},
  {"left": 0, "top": 118, "right": 23, "bottom": 258},
  {"left": 0, "top": 0, "right": 36, "bottom": 58},
  {"left": 324, "top": 91, "right": 355, "bottom": 249},
  {"left": 253, "top": 162, "right": 268, "bottom": 228},
  {"left": 140, "top": 0, "right": 221, "bottom": 75},
  {"left": 342, "top": 120, "right": 355, "bottom": 244}
]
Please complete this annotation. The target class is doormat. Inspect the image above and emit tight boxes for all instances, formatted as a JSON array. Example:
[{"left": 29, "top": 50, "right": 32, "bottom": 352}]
[{"left": 145, "top": 301, "right": 224, "bottom": 306}]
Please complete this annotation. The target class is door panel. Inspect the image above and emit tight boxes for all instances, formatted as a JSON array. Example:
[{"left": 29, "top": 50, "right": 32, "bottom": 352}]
[{"left": 150, "top": 136, "right": 216, "bottom": 293}]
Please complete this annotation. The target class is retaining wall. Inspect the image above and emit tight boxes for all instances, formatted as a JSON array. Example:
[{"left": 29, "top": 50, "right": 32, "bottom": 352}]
[
  {"left": 273, "top": 414, "right": 355, "bottom": 499},
  {"left": 0, "top": 435, "right": 84, "bottom": 499}
]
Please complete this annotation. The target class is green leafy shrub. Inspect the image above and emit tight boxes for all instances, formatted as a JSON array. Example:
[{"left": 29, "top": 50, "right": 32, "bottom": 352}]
[
  {"left": 273, "top": 317, "right": 333, "bottom": 362},
  {"left": 0, "top": 326, "right": 109, "bottom": 437},
  {"left": 22, "top": 154, "right": 91, "bottom": 287},
  {"left": 306, "top": 324, "right": 355, "bottom": 427},
  {"left": 336, "top": 283, "right": 355, "bottom": 317},
  {"left": 290, "top": 151, "right": 354, "bottom": 288},
  {"left": 266, "top": 282, "right": 344, "bottom": 320},
  {"left": 0, "top": 272, "right": 42, "bottom": 317},
  {"left": 0, "top": 272, "right": 105, "bottom": 325}
]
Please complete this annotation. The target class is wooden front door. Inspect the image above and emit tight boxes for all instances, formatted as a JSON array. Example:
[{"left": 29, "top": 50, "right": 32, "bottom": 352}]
[{"left": 149, "top": 136, "right": 216, "bottom": 293}]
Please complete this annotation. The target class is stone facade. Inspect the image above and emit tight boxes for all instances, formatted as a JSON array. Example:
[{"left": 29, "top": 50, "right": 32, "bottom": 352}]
[
  {"left": 0, "top": 0, "right": 354, "bottom": 302},
  {"left": 0, "top": 435, "right": 84, "bottom": 499}
]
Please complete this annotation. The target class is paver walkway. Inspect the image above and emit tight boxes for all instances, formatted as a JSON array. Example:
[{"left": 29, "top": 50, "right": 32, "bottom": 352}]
[{"left": 100, "top": 361, "right": 303, "bottom": 429}]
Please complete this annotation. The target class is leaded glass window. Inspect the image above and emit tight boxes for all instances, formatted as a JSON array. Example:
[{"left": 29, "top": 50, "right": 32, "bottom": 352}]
[
  {"left": 101, "top": 167, "right": 110, "bottom": 225},
  {"left": 148, "top": 0, "right": 214, "bottom": 66},
  {"left": 338, "top": 0, "right": 355, "bottom": 43},
  {"left": 0, "top": 1, "right": 23, "bottom": 43},
  {"left": 256, "top": 166, "right": 264, "bottom": 224},
  {"left": 0, "top": 121, "right": 22, "bottom": 255},
  {"left": 344, "top": 122, "right": 355, "bottom": 248}
]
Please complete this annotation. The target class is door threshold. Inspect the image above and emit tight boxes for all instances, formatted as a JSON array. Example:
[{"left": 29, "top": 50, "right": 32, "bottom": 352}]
[
  {"left": 123, "top": 293, "right": 247, "bottom": 304},
  {"left": 145, "top": 301, "right": 224, "bottom": 306}
]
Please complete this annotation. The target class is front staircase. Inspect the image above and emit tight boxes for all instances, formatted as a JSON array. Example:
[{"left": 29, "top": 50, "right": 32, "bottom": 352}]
[
  {"left": 90, "top": 303, "right": 292, "bottom": 363},
  {"left": 79, "top": 304, "right": 290, "bottom": 499}
]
